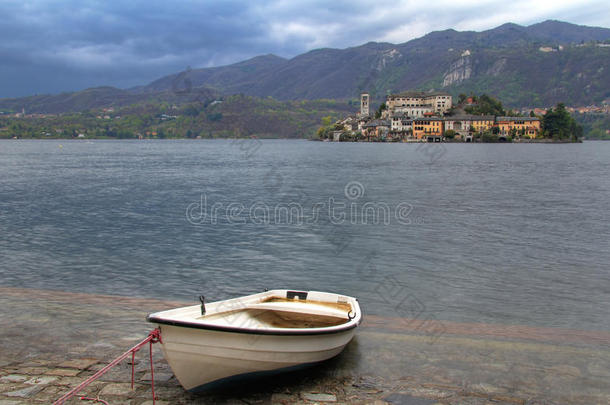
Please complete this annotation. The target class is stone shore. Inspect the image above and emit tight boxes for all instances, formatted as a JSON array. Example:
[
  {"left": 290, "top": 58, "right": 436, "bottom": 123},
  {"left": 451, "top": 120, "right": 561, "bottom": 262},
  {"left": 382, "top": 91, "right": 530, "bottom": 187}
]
[{"left": 1, "top": 287, "right": 609, "bottom": 404}]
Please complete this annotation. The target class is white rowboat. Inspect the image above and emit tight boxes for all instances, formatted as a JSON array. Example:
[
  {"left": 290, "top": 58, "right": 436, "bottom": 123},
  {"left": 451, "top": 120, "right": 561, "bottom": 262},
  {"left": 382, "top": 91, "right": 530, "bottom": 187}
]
[{"left": 147, "top": 289, "right": 362, "bottom": 391}]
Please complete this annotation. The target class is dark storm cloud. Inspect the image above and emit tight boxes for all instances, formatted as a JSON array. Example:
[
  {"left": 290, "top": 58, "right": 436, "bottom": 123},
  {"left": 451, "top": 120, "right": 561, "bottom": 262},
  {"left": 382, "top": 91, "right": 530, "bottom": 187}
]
[
  {"left": 0, "top": 0, "right": 276, "bottom": 96},
  {"left": 0, "top": 0, "right": 608, "bottom": 97}
]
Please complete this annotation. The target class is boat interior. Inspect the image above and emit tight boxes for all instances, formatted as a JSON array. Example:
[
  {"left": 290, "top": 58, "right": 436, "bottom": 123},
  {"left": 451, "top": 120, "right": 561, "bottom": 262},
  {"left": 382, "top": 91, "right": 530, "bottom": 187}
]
[
  {"left": 197, "top": 295, "right": 355, "bottom": 329},
  {"left": 150, "top": 290, "right": 359, "bottom": 331},
  {"left": 198, "top": 308, "right": 348, "bottom": 329}
]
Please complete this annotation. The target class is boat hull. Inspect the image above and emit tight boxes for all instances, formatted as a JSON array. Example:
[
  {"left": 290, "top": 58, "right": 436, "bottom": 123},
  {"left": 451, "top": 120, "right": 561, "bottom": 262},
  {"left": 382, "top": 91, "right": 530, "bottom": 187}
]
[{"left": 158, "top": 323, "right": 355, "bottom": 390}]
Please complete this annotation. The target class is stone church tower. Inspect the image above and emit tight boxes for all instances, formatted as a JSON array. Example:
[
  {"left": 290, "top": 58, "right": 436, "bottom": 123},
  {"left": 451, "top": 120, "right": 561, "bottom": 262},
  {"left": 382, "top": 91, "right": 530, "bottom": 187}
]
[{"left": 360, "top": 93, "right": 370, "bottom": 117}]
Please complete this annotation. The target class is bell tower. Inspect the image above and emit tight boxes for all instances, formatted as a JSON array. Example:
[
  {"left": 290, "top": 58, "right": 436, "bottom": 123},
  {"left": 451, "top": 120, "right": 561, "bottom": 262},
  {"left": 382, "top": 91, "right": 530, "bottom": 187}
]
[{"left": 360, "top": 93, "right": 370, "bottom": 117}]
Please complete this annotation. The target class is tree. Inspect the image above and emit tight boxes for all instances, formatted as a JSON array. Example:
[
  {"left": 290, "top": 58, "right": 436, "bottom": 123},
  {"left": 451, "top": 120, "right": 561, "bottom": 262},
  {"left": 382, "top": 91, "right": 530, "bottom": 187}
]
[
  {"left": 464, "top": 94, "right": 506, "bottom": 116},
  {"left": 206, "top": 112, "right": 222, "bottom": 121},
  {"left": 316, "top": 126, "right": 331, "bottom": 140},
  {"left": 481, "top": 131, "right": 499, "bottom": 143},
  {"left": 458, "top": 94, "right": 467, "bottom": 104},
  {"left": 444, "top": 129, "right": 456, "bottom": 139},
  {"left": 542, "top": 103, "right": 582, "bottom": 140},
  {"left": 375, "top": 102, "right": 387, "bottom": 119},
  {"left": 182, "top": 104, "right": 200, "bottom": 117}
]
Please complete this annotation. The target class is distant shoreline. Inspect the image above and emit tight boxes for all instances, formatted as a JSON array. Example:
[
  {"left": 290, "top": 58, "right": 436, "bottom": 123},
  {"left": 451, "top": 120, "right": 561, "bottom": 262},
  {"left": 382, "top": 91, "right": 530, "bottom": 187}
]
[{"left": 1, "top": 137, "right": 593, "bottom": 142}]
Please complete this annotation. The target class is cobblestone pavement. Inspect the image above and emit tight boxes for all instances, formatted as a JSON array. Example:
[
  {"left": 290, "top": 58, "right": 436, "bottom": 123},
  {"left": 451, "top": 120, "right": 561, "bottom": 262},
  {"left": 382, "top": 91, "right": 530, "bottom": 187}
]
[{"left": 1, "top": 287, "right": 609, "bottom": 404}]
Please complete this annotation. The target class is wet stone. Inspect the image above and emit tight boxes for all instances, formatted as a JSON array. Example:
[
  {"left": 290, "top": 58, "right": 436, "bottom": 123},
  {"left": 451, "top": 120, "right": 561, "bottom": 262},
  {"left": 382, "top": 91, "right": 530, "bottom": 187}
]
[
  {"left": 5, "top": 384, "right": 45, "bottom": 398},
  {"left": 0, "top": 375, "right": 27, "bottom": 383},
  {"left": 384, "top": 393, "right": 438, "bottom": 404},
  {"left": 470, "top": 383, "right": 507, "bottom": 395},
  {"left": 91, "top": 400, "right": 134, "bottom": 405},
  {"left": 98, "top": 382, "right": 137, "bottom": 396},
  {"left": 58, "top": 358, "right": 98, "bottom": 370},
  {"left": 301, "top": 392, "right": 337, "bottom": 402},
  {"left": 587, "top": 361, "right": 610, "bottom": 378},
  {"left": 146, "top": 385, "right": 185, "bottom": 399},
  {"left": 140, "top": 372, "right": 173, "bottom": 383},
  {"left": 44, "top": 368, "right": 81, "bottom": 377},
  {"left": 129, "top": 359, "right": 164, "bottom": 373},
  {"left": 88, "top": 363, "right": 106, "bottom": 371},
  {"left": 87, "top": 341, "right": 117, "bottom": 349},
  {"left": 420, "top": 383, "right": 460, "bottom": 392},
  {"left": 98, "top": 366, "right": 131, "bottom": 382},
  {"left": 216, "top": 400, "right": 255, "bottom": 405},
  {"left": 484, "top": 363, "right": 510, "bottom": 372},
  {"left": 446, "top": 398, "right": 496, "bottom": 405},
  {"left": 0, "top": 383, "right": 20, "bottom": 394},
  {"left": 272, "top": 393, "right": 297, "bottom": 404},
  {"left": 18, "top": 360, "right": 56, "bottom": 368},
  {"left": 547, "top": 365, "right": 581, "bottom": 377},
  {"left": 17, "top": 367, "right": 47, "bottom": 375},
  {"left": 38, "top": 384, "right": 65, "bottom": 398},
  {"left": 351, "top": 376, "right": 384, "bottom": 394},
  {"left": 406, "top": 387, "right": 453, "bottom": 399},
  {"left": 489, "top": 395, "right": 526, "bottom": 404},
  {"left": 75, "top": 381, "right": 106, "bottom": 398},
  {"left": 24, "top": 375, "right": 58, "bottom": 385}
]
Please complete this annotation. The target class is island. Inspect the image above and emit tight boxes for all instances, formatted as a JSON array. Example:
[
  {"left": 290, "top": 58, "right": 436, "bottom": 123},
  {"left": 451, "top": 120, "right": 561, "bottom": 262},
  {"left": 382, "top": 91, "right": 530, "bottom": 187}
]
[{"left": 318, "top": 92, "right": 582, "bottom": 143}]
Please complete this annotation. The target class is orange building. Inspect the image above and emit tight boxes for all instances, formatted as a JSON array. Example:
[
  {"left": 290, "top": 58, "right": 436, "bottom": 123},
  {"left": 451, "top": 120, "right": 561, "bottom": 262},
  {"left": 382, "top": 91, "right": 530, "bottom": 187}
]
[
  {"left": 469, "top": 116, "right": 495, "bottom": 133},
  {"left": 413, "top": 118, "right": 444, "bottom": 140},
  {"left": 495, "top": 117, "right": 541, "bottom": 138}
]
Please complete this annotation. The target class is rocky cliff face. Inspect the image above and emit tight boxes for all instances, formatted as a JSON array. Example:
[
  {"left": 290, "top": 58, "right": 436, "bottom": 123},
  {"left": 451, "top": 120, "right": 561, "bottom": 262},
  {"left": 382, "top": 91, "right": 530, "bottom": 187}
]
[
  {"left": 375, "top": 48, "right": 402, "bottom": 71},
  {"left": 442, "top": 50, "right": 473, "bottom": 87},
  {"left": 487, "top": 58, "right": 507, "bottom": 76}
]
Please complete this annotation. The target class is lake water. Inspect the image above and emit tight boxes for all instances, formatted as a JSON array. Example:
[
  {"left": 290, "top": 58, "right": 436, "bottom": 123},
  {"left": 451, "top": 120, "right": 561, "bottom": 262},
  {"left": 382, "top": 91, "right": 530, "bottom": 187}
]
[{"left": 1, "top": 139, "right": 609, "bottom": 332}]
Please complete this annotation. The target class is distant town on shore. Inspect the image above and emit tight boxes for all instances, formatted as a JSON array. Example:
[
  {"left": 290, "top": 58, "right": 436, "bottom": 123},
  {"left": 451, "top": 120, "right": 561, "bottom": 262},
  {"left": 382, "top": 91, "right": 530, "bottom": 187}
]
[{"left": 317, "top": 92, "right": 582, "bottom": 143}]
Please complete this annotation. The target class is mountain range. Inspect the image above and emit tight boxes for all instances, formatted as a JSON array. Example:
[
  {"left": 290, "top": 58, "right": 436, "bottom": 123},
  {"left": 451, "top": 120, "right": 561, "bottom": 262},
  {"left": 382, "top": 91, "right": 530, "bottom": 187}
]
[{"left": 1, "top": 20, "right": 609, "bottom": 114}]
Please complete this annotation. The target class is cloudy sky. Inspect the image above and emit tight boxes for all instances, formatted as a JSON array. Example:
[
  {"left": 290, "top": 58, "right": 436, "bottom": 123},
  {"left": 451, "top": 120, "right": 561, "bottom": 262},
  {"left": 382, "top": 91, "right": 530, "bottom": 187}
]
[{"left": 1, "top": 0, "right": 608, "bottom": 98}]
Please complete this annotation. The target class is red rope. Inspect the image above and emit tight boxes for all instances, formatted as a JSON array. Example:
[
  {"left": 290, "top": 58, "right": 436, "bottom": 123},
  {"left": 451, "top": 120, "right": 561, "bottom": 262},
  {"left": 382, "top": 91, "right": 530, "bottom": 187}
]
[
  {"left": 131, "top": 351, "right": 135, "bottom": 389},
  {"left": 53, "top": 329, "right": 162, "bottom": 405},
  {"left": 149, "top": 334, "right": 156, "bottom": 402}
]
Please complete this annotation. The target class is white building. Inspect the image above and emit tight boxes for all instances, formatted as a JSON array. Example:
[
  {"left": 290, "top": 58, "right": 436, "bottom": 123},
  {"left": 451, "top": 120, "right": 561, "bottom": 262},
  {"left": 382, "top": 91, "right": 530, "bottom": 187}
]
[
  {"left": 385, "top": 91, "right": 452, "bottom": 117},
  {"left": 390, "top": 114, "right": 413, "bottom": 132}
]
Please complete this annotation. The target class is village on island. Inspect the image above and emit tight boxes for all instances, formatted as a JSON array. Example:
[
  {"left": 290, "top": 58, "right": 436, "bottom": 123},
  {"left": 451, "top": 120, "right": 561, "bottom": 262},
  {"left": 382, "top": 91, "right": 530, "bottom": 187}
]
[{"left": 322, "top": 91, "right": 542, "bottom": 142}]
